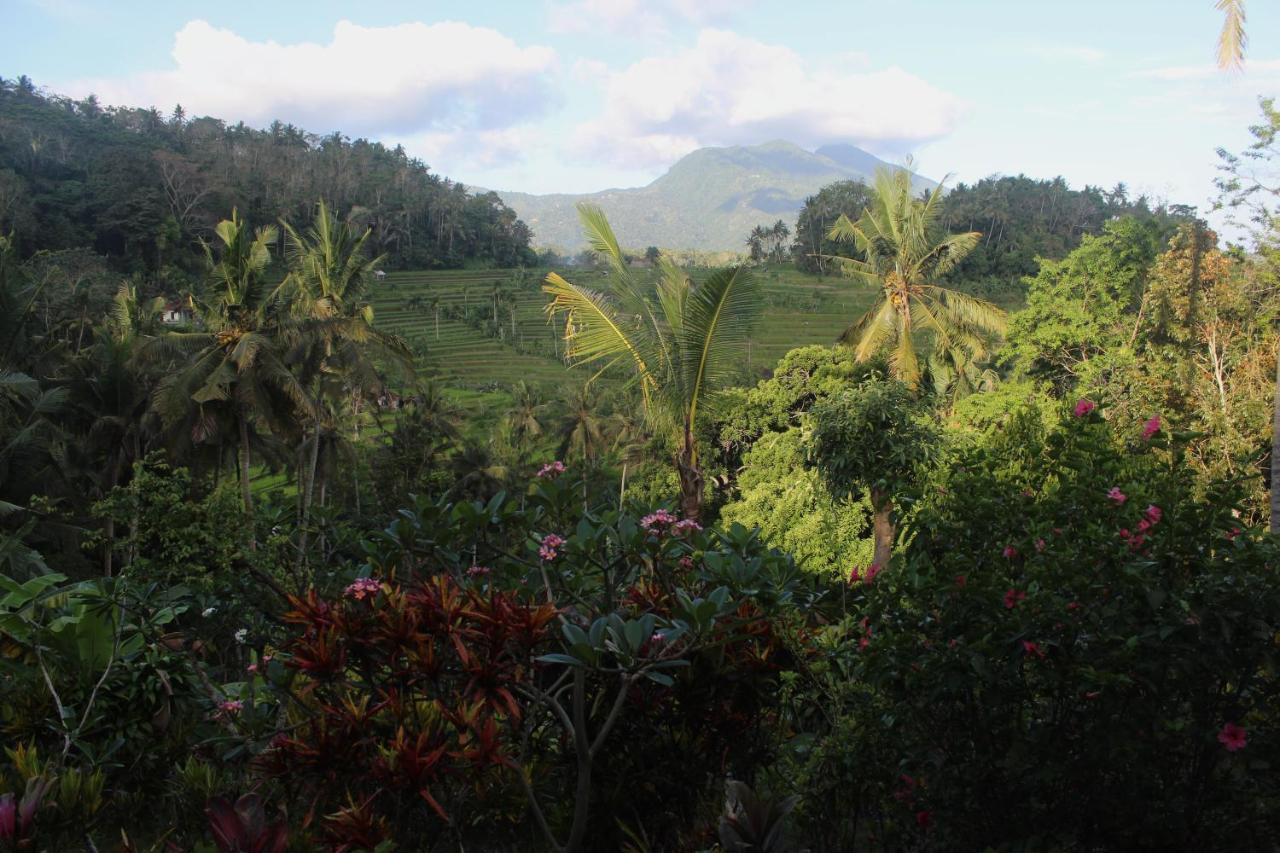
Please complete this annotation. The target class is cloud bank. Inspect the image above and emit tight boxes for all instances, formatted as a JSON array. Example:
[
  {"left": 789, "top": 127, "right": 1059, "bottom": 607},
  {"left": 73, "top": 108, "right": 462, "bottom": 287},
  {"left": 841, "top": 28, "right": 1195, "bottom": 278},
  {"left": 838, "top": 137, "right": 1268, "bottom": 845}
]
[
  {"left": 573, "top": 29, "right": 967, "bottom": 168},
  {"left": 70, "top": 19, "right": 559, "bottom": 146}
]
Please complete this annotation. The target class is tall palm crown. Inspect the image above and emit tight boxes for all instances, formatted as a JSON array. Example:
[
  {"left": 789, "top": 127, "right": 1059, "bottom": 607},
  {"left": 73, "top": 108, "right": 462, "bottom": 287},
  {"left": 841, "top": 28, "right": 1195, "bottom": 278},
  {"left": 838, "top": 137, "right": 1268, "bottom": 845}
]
[
  {"left": 543, "top": 204, "right": 760, "bottom": 519},
  {"left": 153, "top": 211, "right": 309, "bottom": 517},
  {"left": 825, "top": 167, "right": 1007, "bottom": 388}
]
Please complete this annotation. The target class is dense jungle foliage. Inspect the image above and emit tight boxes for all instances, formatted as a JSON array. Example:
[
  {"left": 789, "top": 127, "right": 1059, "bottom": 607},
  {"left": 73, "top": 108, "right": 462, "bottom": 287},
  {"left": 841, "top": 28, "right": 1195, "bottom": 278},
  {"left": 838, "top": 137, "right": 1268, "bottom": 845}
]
[{"left": 3, "top": 73, "right": 1280, "bottom": 850}]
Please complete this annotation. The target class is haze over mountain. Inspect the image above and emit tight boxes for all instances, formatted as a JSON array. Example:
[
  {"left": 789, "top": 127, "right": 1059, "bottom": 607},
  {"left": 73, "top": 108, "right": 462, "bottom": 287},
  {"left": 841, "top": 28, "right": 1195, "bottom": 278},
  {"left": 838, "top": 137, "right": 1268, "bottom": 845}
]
[{"left": 496, "top": 140, "right": 936, "bottom": 252}]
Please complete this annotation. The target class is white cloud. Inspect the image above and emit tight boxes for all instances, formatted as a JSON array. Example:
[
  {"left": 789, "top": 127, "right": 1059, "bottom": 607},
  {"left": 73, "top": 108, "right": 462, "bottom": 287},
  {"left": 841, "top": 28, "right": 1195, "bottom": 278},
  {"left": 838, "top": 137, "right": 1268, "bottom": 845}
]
[
  {"left": 1133, "top": 57, "right": 1280, "bottom": 81},
  {"left": 547, "top": 0, "right": 743, "bottom": 35},
  {"left": 67, "top": 19, "right": 559, "bottom": 146},
  {"left": 572, "top": 29, "right": 967, "bottom": 168},
  {"left": 1032, "top": 44, "right": 1105, "bottom": 64}
]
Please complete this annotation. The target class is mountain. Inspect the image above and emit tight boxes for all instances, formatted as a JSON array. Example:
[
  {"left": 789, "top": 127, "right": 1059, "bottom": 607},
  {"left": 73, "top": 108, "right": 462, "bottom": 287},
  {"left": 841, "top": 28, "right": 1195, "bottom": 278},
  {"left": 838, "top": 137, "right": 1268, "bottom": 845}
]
[{"left": 496, "top": 140, "right": 935, "bottom": 252}]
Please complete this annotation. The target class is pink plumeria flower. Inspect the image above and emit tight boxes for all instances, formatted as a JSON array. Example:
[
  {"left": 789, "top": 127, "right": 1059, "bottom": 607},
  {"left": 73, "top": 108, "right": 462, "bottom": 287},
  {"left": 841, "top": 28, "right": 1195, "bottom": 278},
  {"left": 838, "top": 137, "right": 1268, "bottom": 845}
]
[
  {"left": 1073, "top": 399, "right": 1096, "bottom": 417},
  {"left": 539, "top": 533, "right": 565, "bottom": 561},
  {"left": 1002, "top": 544, "right": 1018, "bottom": 559},
  {"left": 1106, "top": 487, "right": 1127, "bottom": 505},
  {"left": 640, "top": 509, "right": 678, "bottom": 533},
  {"left": 217, "top": 700, "right": 243, "bottom": 715},
  {"left": 1141, "top": 415, "right": 1161, "bottom": 440},
  {"left": 537, "top": 460, "right": 567, "bottom": 479},
  {"left": 672, "top": 518, "right": 702, "bottom": 536},
  {"left": 344, "top": 577, "right": 381, "bottom": 601}
]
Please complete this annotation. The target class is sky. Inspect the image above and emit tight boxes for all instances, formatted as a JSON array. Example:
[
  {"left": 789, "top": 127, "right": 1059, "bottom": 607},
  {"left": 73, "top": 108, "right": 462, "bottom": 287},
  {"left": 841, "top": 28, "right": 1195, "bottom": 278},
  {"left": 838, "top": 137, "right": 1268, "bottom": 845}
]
[{"left": 5, "top": 0, "right": 1280, "bottom": 222}]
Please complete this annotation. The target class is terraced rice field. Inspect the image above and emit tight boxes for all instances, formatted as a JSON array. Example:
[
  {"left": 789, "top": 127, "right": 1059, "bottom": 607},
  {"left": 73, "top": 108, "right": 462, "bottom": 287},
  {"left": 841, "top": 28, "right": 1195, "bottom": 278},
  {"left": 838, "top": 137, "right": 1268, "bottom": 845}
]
[{"left": 368, "top": 265, "right": 886, "bottom": 391}]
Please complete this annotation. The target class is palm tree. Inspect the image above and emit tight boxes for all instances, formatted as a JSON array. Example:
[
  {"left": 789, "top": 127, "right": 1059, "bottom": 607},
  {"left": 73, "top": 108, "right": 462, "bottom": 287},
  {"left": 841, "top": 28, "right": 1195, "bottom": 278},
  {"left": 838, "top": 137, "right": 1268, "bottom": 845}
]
[
  {"left": 76, "top": 283, "right": 166, "bottom": 574},
  {"left": 544, "top": 204, "right": 760, "bottom": 519},
  {"left": 556, "top": 382, "right": 607, "bottom": 465},
  {"left": 608, "top": 400, "right": 652, "bottom": 509},
  {"left": 823, "top": 167, "right": 1007, "bottom": 389},
  {"left": 506, "top": 381, "right": 546, "bottom": 449},
  {"left": 153, "top": 211, "right": 309, "bottom": 522},
  {"left": 278, "top": 200, "right": 410, "bottom": 556}
]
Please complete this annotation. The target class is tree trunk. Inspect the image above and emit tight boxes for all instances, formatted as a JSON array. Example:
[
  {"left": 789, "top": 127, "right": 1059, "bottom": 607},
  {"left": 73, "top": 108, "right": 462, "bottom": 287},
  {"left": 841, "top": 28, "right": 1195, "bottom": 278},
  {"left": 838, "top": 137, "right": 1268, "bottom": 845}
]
[
  {"left": 238, "top": 413, "right": 256, "bottom": 549},
  {"left": 676, "top": 430, "right": 703, "bottom": 521},
  {"left": 1271, "top": 349, "right": 1280, "bottom": 534},
  {"left": 238, "top": 414, "right": 254, "bottom": 517},
  {"left": 102, "top": 461, "right": 120, "bottom": 577},
  {"left": 619, "top": 461, "right": 628, "bottom": 511},
  {"left": 299, "top": 418, "right": 322, "bottom": 567},
  {"left": 870, "top": 488, "right": 894, "bottom": 569}
]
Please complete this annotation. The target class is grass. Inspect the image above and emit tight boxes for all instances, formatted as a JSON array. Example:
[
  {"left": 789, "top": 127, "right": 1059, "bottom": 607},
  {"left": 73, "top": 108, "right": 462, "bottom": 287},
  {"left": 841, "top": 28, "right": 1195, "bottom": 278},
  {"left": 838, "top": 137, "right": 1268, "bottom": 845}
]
[
  {"left": 369, "top": 265, "right": 904, "bottom": 387},
  {"left": 367, "top": 264, "right": 1026, "bottom": 423}
]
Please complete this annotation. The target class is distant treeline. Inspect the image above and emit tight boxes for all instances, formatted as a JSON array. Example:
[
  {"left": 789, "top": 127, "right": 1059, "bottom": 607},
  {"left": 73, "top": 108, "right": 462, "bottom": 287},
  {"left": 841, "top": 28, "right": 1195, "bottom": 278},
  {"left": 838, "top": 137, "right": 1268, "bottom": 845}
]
[
  {"left": 0, "top": 76, "right": 536, "bottom": 277},
  {"left": 790, "top": 175, "right": 1195, "bottom": 285}
]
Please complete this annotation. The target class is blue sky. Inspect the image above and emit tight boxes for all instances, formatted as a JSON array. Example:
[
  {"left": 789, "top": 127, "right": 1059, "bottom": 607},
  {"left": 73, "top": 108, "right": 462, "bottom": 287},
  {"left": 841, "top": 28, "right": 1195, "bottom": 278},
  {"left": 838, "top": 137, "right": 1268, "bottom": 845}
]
[{"left": 6, "top": 0, "right": 1280, "bottom": 222}]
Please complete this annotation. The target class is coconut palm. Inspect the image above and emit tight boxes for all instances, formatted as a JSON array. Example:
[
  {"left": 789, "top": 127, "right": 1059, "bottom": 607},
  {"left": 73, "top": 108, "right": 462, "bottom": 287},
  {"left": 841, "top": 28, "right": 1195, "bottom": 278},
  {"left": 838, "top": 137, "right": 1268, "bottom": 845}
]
[
  {"left": 278, "top": 200, "right": 410, "bottom": 556},
  {"left": 544, "top": 204, "right": 760, "bottom": 519},
  {"left": 823, "top": 167, "right": 1007, "bottom": 389},
  {"left": 556, "top": 382, "right": 607, "bottom": 466},
  {"left": 608, "top": 399, "right": 652, "bottom": 509},
  {"left": 153, "top": 211, "right": 310, "bottom": 522},
  {"left": 74, "top": 283, "right": 166, "bottom": 573},
  {"left": 506, "top": 381, "right": 546, "bottom": 449}
]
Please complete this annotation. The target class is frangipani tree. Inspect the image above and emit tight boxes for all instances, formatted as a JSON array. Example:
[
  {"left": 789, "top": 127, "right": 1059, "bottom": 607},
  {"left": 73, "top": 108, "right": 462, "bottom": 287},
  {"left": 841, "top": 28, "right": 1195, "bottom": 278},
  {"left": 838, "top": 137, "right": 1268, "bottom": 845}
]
[
  {"left": 824, "top": 167, "right": 1007, "bottom": 389},
  {"left": 543, "top": 204, "right": 760, "bottom": 519}
]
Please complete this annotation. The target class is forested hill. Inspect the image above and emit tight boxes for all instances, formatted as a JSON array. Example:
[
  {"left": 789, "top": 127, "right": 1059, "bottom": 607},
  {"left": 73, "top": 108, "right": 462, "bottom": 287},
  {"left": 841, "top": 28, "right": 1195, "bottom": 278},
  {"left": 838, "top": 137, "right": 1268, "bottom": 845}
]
[
  {"left": 792, "top": 174, "right": 1192, "bottom": 286},
  {"left": 498, "top": 140, "right": 936, "bottom": 252},
  {"left": 0, "top": 77, "right": 535, "bottom": 274}
]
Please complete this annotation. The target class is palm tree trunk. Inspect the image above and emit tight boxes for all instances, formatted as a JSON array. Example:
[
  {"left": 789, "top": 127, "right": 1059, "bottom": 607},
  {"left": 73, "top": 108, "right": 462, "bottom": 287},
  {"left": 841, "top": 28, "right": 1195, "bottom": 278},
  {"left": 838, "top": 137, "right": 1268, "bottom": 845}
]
[
  {"left": 238, "top": 413, "right": 254, "bottom": 517},
  {"left": 870, "top": 488, "right": 894, "bottom": 569},
  {"left": 299, "top": 418, "right": 321, "bottom": 567},
  {"left": 676, "top": 430, "right": 703, "bottom": 521},
  {"left": 238, "top": 412, "right": 256, "bottom": 550},
  {"left": 619, "top": 461, "right": 627, "bottom": 511},
  {"left": 1271, "top": 349, "right": 1280, "bottom": 534}
]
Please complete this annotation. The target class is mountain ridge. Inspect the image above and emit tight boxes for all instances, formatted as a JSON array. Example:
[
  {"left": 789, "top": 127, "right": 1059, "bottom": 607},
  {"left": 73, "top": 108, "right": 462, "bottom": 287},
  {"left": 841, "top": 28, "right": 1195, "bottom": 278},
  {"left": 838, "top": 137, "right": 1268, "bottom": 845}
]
[{"left": 495, "top": 140, "right": 935, "bottom": 252}]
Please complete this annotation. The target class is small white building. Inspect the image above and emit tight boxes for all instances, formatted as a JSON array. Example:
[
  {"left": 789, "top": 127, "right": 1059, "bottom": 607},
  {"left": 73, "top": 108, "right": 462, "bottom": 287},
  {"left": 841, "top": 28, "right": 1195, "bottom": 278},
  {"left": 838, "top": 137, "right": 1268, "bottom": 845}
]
[
  {"left": 161, "top": 299, "right": 192, "bottom": 325},
  {"left": 374, "top": 270, "right": 387, "bottom": 281}
]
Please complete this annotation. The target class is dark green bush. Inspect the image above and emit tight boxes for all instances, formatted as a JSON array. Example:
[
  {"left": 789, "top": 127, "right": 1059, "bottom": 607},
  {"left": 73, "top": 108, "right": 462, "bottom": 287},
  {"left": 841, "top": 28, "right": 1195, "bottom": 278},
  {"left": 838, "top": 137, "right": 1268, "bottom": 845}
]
[{"left": 791, "top": 401, "right": 1280, "bottom": 850}]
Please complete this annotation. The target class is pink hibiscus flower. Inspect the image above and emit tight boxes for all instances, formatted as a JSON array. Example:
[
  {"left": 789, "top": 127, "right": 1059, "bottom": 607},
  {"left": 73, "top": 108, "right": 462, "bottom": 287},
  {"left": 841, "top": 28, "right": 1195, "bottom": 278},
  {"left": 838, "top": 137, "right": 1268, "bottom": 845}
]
[{"left": 1218, "top": 722, "right": 1247, "bottom": 752}]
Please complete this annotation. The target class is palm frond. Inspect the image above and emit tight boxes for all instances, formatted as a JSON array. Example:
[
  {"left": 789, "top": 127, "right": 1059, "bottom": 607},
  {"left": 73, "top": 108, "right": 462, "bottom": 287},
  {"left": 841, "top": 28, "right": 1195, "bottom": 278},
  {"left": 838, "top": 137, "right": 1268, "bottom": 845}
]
[
  {"left": 914, "top": 230, "right": 981, "bottom": 279},
  {"left": 679, "top": 266, "right": 760, "bottom": 427},
  {"left": 543, "top": 272, "right": 659, "bottom": 407},
  {"left": 1217, "top": 0, "right": 1247, "bottom": 70},
  {"left": 576, "top": 203, "right": 630, "bottom": 277},
  {"left": 840, "top": 296, "right": 897, "bottom": 364},
  {"left": 925, "top": 287, "right": 1009, "bottom": 335}
]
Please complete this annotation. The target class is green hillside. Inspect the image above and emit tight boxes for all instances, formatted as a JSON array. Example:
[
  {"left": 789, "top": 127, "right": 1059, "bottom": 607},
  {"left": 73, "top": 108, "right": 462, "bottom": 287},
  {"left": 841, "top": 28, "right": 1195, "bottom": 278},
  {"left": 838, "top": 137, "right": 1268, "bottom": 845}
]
[
  {"left": 369, "top": 265, "right": 901, "bottom": 392},
  {"left": 497, "top": 140, "right": 935, "bottom": 252}
]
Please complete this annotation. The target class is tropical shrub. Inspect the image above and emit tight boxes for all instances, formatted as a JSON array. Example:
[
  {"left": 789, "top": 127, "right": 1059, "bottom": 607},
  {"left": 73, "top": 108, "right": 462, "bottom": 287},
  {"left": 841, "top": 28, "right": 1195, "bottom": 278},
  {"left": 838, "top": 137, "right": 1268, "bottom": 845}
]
[
  {"left": 253, "top": 470, "right": 812, "bottom": 850},
  {"left": 792, "top": 400, "right": 1280, "bottom": 850}
]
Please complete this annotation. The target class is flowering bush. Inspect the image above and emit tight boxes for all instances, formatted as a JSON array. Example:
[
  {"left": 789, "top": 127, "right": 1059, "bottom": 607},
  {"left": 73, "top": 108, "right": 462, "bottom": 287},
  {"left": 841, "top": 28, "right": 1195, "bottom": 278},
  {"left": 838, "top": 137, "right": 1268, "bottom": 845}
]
[
  {"left": 254, "top": 474, "right": 811, "bottom": 850},
  {"left": 791, "top": 403, "right": 1280, "bottom": 849}
]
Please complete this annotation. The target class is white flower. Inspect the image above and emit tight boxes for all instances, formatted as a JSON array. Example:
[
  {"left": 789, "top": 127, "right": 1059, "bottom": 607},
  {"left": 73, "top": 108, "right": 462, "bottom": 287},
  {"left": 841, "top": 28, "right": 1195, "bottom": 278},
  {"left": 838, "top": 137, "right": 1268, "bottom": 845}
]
[
  {"left": 234, "top": 628, "right": 249, "bottom": 644},
  {"left": 201, "top": 607, "right": 216, "bottom": 618}
]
